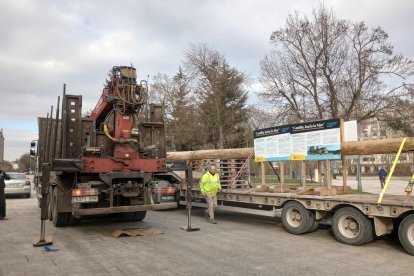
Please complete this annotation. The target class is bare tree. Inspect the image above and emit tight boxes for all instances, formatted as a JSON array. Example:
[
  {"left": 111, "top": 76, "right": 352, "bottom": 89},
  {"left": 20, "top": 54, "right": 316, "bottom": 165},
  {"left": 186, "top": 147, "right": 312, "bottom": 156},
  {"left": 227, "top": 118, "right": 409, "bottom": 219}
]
[
  {"left": 17, "top": 153, "right": 31, "bottom": 171},
  {"left": 247, "top": 106, "right": 279, "bottom": 129},
  {"left": 260, "top": 4, "right": 414, "bottom": 124},
  {"left": 378, "top": 87, "right": 414, "bottom": 136},
  {"left": 150, "top": 73, "right": 175, "bottom": 114},
  {"left": 0, "top": 161, "right": 12, "bottom": 171}
]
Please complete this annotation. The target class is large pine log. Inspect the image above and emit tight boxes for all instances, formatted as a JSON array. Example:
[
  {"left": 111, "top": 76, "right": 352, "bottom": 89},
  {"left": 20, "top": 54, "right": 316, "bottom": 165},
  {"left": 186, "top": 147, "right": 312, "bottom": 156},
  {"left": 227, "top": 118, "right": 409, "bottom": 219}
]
[
  {"left": 167, "top": 148, "right": 253, "bottom": 160},
  {"left": 166, "top": 137, "right": 414, "bottom": 160},
  {"left": 341, "top": 137, "right": 414, "bottom": 155}
]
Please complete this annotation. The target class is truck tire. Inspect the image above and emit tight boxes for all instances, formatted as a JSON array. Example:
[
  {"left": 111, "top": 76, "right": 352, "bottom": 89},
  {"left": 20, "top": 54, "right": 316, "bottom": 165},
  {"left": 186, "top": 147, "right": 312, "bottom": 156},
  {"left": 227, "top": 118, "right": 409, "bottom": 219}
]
[
  {"left": 134, "top": 211, "right": 147, "bottom": 221},
  {"left": 119, "top": 211, "right": 147, "bottom": 222},
  {"left": 332, "top": 207, "right": 374, "bottom": 245},
  {"left": 119, "top": 212, "right": 136, "bottom": 222},
  {"left": 68, "top": 214, "right": 81, "bottom": 226},
  {"left": 398, "top": 214, "right": 414, "bottom": 255},
  {"left": 52, "top": 186, "right": 69, "bottom": 227},
  {"left": 281, "top": 201, "right": 315, "bottom": 235}
]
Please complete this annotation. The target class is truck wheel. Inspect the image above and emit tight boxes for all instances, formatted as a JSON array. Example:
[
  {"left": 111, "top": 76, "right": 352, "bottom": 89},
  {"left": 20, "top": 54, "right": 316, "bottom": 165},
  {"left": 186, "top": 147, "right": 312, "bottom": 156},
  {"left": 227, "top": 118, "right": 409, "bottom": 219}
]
[
  {"left": 281, "top": 201, "right": 315, "bottom": 234},
  {"left": 68, "top": 214, "right": 81, "bottom": 226},
  {"left": 332, "top": 207, "right": 374, "bottom": 245},
  {"left": 398, "top": 214, "right": 414, "bottom": 255},
  {"left": 52, "top": 186, "right": 69, "bottom": 227},
  {"left": 134, "top": 211, "right": 147, "bottom": 221},
  {"left": 119, "top": 212, "right": 136, "bottom": 222}
]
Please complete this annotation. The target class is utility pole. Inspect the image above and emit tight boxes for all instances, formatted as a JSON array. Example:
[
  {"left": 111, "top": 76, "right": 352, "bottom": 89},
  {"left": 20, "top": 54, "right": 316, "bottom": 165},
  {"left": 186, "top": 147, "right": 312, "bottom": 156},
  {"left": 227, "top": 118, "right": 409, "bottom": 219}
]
[{"left": 357, "top": 156, "right": 362, "bottom": 192}]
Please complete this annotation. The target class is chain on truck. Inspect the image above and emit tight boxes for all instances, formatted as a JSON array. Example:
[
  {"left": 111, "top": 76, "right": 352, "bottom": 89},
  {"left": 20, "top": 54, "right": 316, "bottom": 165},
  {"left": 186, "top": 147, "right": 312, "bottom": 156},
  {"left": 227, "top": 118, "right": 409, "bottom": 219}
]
[{"left": 31, "top": 66, "right": 182, "bottom": 227}]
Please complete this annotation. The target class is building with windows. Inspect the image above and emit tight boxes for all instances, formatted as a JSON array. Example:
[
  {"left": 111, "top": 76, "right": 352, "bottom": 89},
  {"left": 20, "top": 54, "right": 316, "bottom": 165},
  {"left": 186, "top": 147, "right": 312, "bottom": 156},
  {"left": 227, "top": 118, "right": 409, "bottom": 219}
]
[{"left": 348, "top": 119, "right": 414, "bottom": 176}]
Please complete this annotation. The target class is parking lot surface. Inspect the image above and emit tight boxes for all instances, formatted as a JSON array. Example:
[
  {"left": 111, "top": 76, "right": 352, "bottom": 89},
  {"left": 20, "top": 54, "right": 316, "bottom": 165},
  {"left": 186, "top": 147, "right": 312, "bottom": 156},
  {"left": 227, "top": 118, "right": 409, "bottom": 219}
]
[{"left": 1, "top": 186, "right": 414, "bottom": 276}]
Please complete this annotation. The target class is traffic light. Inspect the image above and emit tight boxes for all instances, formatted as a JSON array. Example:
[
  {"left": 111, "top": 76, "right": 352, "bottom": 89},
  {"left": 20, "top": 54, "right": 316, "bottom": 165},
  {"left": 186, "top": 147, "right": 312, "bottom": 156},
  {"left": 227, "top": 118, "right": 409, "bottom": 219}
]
[{"left": 30, "top": 141, "right": 37, "bottom": 156}]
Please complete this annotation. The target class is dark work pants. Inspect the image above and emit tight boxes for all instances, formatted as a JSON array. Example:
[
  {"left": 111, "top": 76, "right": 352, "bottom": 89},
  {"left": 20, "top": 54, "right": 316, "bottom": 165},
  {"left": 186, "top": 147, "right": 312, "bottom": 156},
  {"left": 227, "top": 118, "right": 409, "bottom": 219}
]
[{"left": 0, "top": 188, "right": 5, "bottom": 218}]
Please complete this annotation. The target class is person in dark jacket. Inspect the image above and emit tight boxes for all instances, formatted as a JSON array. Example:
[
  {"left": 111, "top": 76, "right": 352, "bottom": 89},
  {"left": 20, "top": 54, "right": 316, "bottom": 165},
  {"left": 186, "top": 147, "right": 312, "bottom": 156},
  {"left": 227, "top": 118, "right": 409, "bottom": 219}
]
[
  {"left": 0, "top": 170, "right": 11, "bottom": 220},
  {"left": 378, "top": 168, "right": 388, "bottom": 189}
]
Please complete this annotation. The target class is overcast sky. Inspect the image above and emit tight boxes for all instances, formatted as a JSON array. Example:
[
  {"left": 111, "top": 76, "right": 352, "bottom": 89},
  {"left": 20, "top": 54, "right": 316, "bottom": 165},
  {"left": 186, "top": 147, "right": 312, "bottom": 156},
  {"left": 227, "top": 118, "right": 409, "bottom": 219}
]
[{"left": 0, "top": 0, "right": 413, "bottom": 161}]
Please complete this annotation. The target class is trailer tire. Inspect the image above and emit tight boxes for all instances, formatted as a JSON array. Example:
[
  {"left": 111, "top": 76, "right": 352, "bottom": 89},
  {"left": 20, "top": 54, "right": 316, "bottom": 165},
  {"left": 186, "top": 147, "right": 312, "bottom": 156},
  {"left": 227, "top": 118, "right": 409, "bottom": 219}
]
[
  {"left": 398, "top": 214, "right": 414, "bottom": 255},
  {"left": 308, "top": 219, "right": 319, "bottom": 233},
  {"left": 281, "top": 201, "right": 315, "bottom": 235},
  {"left": 332, "top": 207, "right": 374, "bottom": 245},
  {"left": 52, "top": 186, "right": 69, "bottom": 227}
]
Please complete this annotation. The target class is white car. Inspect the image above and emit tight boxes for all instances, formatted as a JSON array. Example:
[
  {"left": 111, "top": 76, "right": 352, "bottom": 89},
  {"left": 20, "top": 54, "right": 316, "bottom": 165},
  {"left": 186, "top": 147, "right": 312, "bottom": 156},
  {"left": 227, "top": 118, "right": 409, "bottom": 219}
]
[{"left": 4, "top": 172, "right": 31, "bottom": 198}]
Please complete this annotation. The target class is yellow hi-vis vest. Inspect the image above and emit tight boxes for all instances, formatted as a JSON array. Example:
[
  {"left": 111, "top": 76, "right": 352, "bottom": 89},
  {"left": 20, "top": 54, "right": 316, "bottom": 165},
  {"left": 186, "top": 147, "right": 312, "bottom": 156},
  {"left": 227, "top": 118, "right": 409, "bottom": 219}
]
[{"left": 199, "top": 171, "right": 221, "bottom": 196}]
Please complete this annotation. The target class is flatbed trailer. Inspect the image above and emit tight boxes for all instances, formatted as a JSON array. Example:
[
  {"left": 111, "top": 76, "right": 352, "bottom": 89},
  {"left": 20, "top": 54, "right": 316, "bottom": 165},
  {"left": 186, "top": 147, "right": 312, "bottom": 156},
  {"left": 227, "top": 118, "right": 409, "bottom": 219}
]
[{"left": 180, "top": 187, "right": 414, "bottom": 255}]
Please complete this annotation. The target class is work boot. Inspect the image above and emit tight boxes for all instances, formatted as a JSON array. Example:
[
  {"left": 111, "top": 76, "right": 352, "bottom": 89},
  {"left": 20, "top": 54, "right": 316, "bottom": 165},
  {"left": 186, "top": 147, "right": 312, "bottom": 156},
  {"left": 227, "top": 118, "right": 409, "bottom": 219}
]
[{"left": 208, "top": 218, "right": 217, "bottom": 224}]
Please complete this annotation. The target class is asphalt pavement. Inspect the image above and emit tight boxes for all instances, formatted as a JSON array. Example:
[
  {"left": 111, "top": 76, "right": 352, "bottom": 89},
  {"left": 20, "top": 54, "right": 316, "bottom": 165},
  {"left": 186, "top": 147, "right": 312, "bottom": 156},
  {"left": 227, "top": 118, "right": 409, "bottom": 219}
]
[
  {"left": 332, "top": 175, "right": 410, "bottom": 195},
  {"left": 1, "top": 183, "right": 414, "bottom": 276}
]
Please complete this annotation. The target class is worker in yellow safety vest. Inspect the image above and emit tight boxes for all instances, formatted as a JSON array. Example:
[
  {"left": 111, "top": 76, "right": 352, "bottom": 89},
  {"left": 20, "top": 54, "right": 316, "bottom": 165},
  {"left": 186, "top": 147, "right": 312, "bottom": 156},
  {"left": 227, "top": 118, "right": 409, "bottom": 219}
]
[{"left": 199, "top": 163, "right": 222, "bottom": 224}]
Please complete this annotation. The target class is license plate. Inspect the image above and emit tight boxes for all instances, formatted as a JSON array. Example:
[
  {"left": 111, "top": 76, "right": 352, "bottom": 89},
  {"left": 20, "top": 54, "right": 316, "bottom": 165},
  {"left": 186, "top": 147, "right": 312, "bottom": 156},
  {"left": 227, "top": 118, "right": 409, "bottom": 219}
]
[
  {"left": 161, "top": 196, "right": 174, "bottom": 200},
  {"left": 72, "top": 196, "right": 98, "bottom": 203}
]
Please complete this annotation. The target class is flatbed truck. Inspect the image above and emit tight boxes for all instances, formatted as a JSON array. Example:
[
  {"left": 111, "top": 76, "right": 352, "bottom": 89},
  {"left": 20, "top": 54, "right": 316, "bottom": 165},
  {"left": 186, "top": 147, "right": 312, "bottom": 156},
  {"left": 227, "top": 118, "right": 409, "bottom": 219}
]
[{"left": 32, "top": 65, "right": 182, "bottom": 227}]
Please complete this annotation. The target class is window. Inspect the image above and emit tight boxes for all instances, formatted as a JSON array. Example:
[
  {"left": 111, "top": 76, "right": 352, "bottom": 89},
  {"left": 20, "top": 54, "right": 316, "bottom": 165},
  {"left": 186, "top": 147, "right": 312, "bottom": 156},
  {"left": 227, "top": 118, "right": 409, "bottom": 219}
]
[{"left": 7, "top": 173, "right": 26, "bottom": 180}]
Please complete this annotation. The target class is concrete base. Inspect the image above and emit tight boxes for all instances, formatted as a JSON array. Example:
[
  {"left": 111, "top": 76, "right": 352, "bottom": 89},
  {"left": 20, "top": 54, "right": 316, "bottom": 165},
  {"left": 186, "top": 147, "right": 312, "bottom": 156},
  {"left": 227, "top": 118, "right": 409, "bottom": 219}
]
[
  {"left": 32, "top": 235, "right": 53, "bottom": 247},
  {"left": 180, "top": 225, "right": 200, "bottom": 232}
]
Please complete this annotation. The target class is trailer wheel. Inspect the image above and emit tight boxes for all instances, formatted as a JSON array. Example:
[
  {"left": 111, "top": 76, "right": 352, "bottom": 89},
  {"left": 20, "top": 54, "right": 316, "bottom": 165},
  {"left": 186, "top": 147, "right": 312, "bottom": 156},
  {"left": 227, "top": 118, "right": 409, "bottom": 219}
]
[
  {"left": 332, "top": 207, "right": 374, "bottom": 245},
  {"left": 308, "top": 219, "right": 319, "bottom": 233},
  {"left": 281, "top": 201, "right": 315, "bottom": 234},
  {"left": 52, "top": 186, "right": 69, "bottom": 227},
  {"left": 398, "top": 214, "right": 414, "bottom": 255}
]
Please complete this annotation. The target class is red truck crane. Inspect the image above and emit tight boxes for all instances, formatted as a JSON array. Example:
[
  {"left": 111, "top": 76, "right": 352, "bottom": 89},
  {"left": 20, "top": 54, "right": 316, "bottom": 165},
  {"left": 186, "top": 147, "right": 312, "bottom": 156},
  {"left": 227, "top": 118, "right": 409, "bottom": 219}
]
[{"left": 33, "top": 65, "right": 181, "bottom": 227}]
